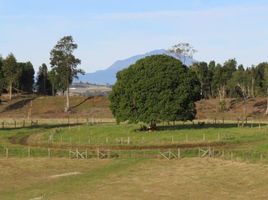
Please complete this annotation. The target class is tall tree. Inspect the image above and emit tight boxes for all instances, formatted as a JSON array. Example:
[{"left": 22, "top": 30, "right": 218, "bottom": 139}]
[
  {"left": 208, "top": 61, "right": 216, "bottom": 97},
  {"left": 0, "top": 56, "right": 4, "bottom": 101},
  {"left": 50, "top": 36, "right": 84, "bottom": 111},
  {"left": 191, "top": 62, "right": 211, "bottom": 99},
  {"left": 18, "top": 62, "right": 35, "bottom": 93},
  {"left": 36, "top": 63, "right": 51, "bottom": 95},
  {"left": 109, "top": 55, "right": 201, "bottom": 129},
  {"left": 262, "top": 63, "right": 268, "bottom": 114},
  {"left": 2, "top": 53, "right": 19, "bottom": 100},
  {"left": 47, "top": 68, "right": 58, "bottom": 96}
]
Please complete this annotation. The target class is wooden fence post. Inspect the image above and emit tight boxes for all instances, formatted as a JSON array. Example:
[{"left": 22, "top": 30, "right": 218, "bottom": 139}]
[
  {"left": 5, "top": 148, "right": 8, "bottom": 158},
  {"left": 96, "top": 148, "right": 100, "bottom": 159},
  {"left": 76, "top": 148, "right": 79, "bottom": 159},
  {"left": 108, "top": 149, "right": 111, "bottom": 159},
  {"left": 177, "top": 148, "right": 181, "bottom": 159},
  {"left": 48, "top": 148, "right": 51, "bottom": 158},
  {"left": 28, "top": 147, "right": 31, "bottom": 158}
]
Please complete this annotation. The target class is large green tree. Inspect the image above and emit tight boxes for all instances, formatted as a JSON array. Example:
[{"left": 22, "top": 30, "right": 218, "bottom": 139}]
[
  {"left": 50, "top": 36, "right": 84, "bottom": 111},
  {"left": 2, "top": 53, "right": 19, "bottom": 100},
  {"left": 109, "top": 55, "right": 201, "bottom": 129}
]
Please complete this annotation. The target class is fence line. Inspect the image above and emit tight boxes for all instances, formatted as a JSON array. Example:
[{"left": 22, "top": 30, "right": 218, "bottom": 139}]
[{"left": 1, "top": 146, "right": 268, "bottom": 164}]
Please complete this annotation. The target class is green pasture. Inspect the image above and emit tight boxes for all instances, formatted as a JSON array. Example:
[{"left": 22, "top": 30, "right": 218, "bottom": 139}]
[{"left": 1, "top": 122, "right": 268, "bottom": 162}]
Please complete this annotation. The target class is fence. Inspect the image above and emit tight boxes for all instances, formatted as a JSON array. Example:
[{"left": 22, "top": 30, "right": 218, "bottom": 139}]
[
  {"left": 1, "top": 146, "right": 268, "bottom": 164},
  {"left": 0, "top": 118, "right": 115, "bottom": 129}
]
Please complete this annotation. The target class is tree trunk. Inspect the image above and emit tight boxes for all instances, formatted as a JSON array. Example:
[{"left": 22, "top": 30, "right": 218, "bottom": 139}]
[
  {"left": 65, "top": 86, "right": 70, "bottom": 112},
  {"left": 52, "top": 84, "right": 55, "bottom": 96},
  {"left": 251, "top": 77, "right": 255, "bottom": 98},
  {"left": 265, "top": 88, "right": 268, "bottom": 115},
  {"left": 43, "top": 76, "right": 46, "bottom": 95},
  {"left": 9, "top": 83, "right": 12, "bottom": 100},
  {"left": 149, "top": 121, "right": 157, "bottom": 131}
]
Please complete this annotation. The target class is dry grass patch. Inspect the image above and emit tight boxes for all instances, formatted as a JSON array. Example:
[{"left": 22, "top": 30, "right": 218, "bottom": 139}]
[
  {"left": 0, "top": 158, "right": 111, "bottom": 199},
  {"left": 2, "top": 158, "right": 268, "bottom": 199},
  {"left": 75, "top": 158, "right": 268, "bottom": 200}
]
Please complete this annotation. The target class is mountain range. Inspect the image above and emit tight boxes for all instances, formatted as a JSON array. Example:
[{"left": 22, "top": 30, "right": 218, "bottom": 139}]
[{"left": 77, "top": 49, "right": 195, "bottom": 85}]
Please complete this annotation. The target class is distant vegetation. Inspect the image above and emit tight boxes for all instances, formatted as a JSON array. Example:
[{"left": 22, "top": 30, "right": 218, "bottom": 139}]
[{"left": 1, "top": 40, "right": 268, "bottom": 118}]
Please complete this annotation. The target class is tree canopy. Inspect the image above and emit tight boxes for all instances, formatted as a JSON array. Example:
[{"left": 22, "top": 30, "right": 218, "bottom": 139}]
[
  {"left": 50, "top": 36, "right": 84, "bottom": 111},
  {"left": 2, "top": 53, "right": 19, "bottom": 100},
  {"left": 109, "top": 55, "right": 201, "bottom": 128}
]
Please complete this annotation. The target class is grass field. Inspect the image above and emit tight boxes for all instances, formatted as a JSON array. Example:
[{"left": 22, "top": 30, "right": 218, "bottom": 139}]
[
  {"left": 1, "top": 158, "right": 268, "bottom": 199},
  {"left": 2, "top": 120, "right": 268, "bottom": 199}
]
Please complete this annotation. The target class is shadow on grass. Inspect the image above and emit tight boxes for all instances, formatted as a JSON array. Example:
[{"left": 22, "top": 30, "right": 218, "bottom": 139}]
[
  {"left": 0, "top": 97, "right": 36, "bottom": 113},
  {"left": 0, "top": 123, "right": 84, "bottom": 131},
  {"left": 155, "top": 123, "right": 267, "bottom": 131}
]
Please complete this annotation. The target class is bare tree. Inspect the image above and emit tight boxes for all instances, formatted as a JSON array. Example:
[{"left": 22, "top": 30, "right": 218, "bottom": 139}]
[{"left": 168, "top": 43, "right": 197, "bottom": 65}]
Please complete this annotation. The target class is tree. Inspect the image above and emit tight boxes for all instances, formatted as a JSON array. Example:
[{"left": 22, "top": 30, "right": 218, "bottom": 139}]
[
  {"left": 262, "top": 63, "right": 268, "bottom": 114},
  {"left": 47, "top": 69, "right": 58, "bottom": 96},
  {"left": 36, "top": 64, "right": 51, "bottom": 95},
  {"left": 18, "top": 62, "right": 35, "bottom": 93},
  {"left": 191, "top": 62, "right": 211, "bottom": 99},
  {"left": 0, "top": 56, "right": 4, "bottom": 101},
  {"left": 168, "top": 43, "right": 197, "bottom": 65},
  {"left": 2, "top": 53, "right": 19, "bottom": 100},
  {"left": 50, "top": 36, "right": 84, "bottom": 111},
  {"left": 109, "top": 55, "right": 201, "bottom": 129}
]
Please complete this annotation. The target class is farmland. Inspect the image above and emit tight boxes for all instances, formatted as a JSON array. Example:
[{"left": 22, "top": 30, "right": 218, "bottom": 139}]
[{"left": 1, "top": 97, "right": 268, "bottom": 199}]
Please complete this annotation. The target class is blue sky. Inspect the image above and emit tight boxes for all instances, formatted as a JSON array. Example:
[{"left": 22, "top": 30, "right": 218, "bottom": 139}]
[{"left": 0, "top": 0, "right": 268, "bottom": 72}]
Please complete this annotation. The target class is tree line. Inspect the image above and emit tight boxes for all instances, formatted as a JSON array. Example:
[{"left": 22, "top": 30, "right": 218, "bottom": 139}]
[
  {"left": 0, "top": 36, "right": 83, "bottom": 111},
  {"left": 1, "top": 39, "right": 268, "bottom": 112},
  {"left": 0, "top": 54, "right": 35, "bottom": 100},
  {"left": 191, "top": 59, "right": 268, "bottom": 100}
]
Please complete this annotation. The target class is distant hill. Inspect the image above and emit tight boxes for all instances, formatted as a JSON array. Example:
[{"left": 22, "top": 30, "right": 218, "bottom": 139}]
[{"left": 77, "top": 49, "right": 196, "bottom": 85}]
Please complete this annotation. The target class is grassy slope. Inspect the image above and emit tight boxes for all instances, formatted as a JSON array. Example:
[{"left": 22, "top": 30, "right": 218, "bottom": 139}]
[
  {"left": 1, "top": 95, "right": 268, "bottom": 121},
  {"left": 0, "top": 95, "right": 112, "bottom": 119}
]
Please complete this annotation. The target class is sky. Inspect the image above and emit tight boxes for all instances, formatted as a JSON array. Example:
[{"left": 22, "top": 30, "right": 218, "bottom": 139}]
[{"left": 0, "top": 0, "right": 268, "bottom": 73}]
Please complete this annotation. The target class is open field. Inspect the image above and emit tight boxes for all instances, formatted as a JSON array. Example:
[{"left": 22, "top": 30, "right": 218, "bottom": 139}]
[
  {"left": 1, "top": 158, "right": 268, "bottom": 199},
  {"left": 2, "top": 96, "right": 268, "bottom": 199}
]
